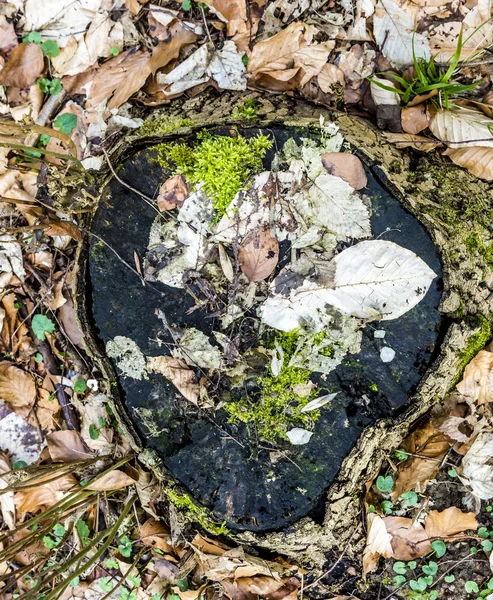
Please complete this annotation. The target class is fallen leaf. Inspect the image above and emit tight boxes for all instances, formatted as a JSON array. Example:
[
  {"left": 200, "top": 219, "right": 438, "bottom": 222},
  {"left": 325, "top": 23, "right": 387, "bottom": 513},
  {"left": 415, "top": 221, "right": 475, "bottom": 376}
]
[
  {"left": 15, "top": 474, "right": 78, "bottom": 515},
  {"left": 317, "top": 63, "right": 345, "bottom": 92},
  {"left": 384, "top": 516, "right": 431, "bottom": 560},
  {"left": 401, "top": 105, "right": 431, "bottom": 135},
  {"left": 46, "top": 430, "right": 92, "bottom": 462},
  {"left": 157, "top": 174, "right": 189, "bottom": 211},
  {"left": 45, "top": 220, "right": 82, "bottom": 242},
  {"left": 430, "top": 108, "right": 493, "bottom": 149},
  {"left": 239, "top": 228, "right": 279, "bottom": 282},
  {"left": 0, "top": 42, "right": 44, "bottom": 88},
  {"left": 86, "top": 469, "right": 137, "bottom": 491},
  {"left": 248, "top": 22, "right": 334, "bottom": 90},
  {"left": 0, "top": 453, "right": 15, "bottom": 529},
  {"left": 192, "top": 533, "right": 229, "bottom": 555},
  {"left": 457, "top": 350, "right": 493, "bottom": 404},
  {"left": 0, "top": 361, "right": 36, "bottom": 413},
  {"left": 424, "top": 507, "right": 478, "bottom": 538},
  {"left": 147, "top": 355, "right": 200, "bottom": 405},
  {"left": 392, "top": 421, "right": 452, "bottom": 499},
  {"left": 0, "top": 16, "right": 17, "bottom": 55},
  {"left": 58, "top": 297, "right": 84, "bottom": 348},
  {"left": 321, "top": 153, "right": 367, "bottom": 190},
  {"left": 218, "top": 243, "right": 234, "bottom": 282},
  {"left": 373, "top": 0, "right": 430, "bottom": 67},
  {"left": 382, "top": 132, "right": 443, "bottom": 152},
  {"left": 444, "top": 146, "right": 493, "bottom": 181},
  {"left": 460, "top": 433, "right": 493, "bottom": 500},
  {"left": 140, "top": 518, "right": 174, "bottom": 553},
  {"left": 362, "top": 513, "right": 393, "bottom": 578}
]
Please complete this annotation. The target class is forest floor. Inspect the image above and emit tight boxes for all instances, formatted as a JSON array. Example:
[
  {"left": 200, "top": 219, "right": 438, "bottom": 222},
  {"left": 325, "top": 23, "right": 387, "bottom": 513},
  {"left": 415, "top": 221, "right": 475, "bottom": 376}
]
[{"left": 0, "top": 0, "right": 493, "bottom": 599}]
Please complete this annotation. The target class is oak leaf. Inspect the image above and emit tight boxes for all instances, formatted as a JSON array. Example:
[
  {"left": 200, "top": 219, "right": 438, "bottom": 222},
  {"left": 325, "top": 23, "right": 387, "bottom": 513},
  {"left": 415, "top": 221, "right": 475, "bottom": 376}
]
[
  {"left": 0, "top": 42, "right": 44, "bottom": 88},
  {"left": 239, "top": 228, "right": 279, "bottom": 282}
]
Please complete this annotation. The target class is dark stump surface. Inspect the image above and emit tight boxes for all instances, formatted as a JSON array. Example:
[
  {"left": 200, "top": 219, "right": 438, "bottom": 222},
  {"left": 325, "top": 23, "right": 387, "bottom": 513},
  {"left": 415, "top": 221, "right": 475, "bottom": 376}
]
[{"left": 89, "top": 126, "right": 443, "bottom": 532}]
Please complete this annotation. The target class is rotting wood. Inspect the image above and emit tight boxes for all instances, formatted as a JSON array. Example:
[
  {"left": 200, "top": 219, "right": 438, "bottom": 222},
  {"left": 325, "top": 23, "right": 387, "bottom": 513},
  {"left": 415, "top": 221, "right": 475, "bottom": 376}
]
[{"left": 74, "top": 90, "right": 493, "bottom": 568}]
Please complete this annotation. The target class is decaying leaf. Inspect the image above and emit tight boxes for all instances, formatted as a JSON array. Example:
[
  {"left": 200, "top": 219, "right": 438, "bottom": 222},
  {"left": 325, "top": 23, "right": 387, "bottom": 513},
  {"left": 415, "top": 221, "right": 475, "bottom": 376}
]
[
  {"left": 460, "top": 433, "right": 493, "bottom": 500},
  {"left": 15, "top": 474, "right": 78, "bottom": 516},
  {"left": 147, "top": 355, "right": 200, "bottom": 405},
  {"left": 456, "top": 350, "right": 493, "bottom": 404},
  {"left": 384, "top": 516, "right": 431, "bottom": 560},
  {"left": 430, "top": 108, "right": 493, "bottom": 149},
  {"left": 392, "top": 421, "right": 452, "bottom": 499},
  {"left": 86, "top": 469, "right": 137, "bottom": 491},
  {"left": 0, "top": 453, "right": 15, "bottom": 530},
  {"left": 0, "top": 362, "right": 36, "bottom": 414},
  {"left": 444, "top": 146, "right": 493, "bottom": 181},
  {"left": 362, "top": 513, "right": 393, "bottom": 578},
  {"left": 238, "top": 228, "right": 279, "bottom": 282},
  {"left": 248, "top": 22, "right": 334, "bottom": 90},
  {"left": 172, "top": 328, "right": 223, "bottom": 370},
  {"left": 218, "top": 243, "right": 234, "bottom": 282},
  {"left": 46, "top": 430, "right": 92, "bottom": 462},
  {"left": 45, "top": 220, "right": 82, "bottom": 242},
  {"left": 0, "top": 400, "right": 44, "bottom": 465},
  {"left": 424, "top": 506, "right": 478, "bottom": 538},
  {"left": 157, "top": 174, "right": 189, "bottom": 211},
  {"left": 0, "top": 42, "right": 44, "bottom": 87},
  {"left": 373, "top": 0, "right": 430, "bottom": 67},
  {"left": 382, "top": 132, "right": 443, "bottom": 152},
  {"left": 140, "top": 518, "right": 174, "bottom": 553},
  {"left": 321, "top": 152, "right": 368, "bottom": 190}
]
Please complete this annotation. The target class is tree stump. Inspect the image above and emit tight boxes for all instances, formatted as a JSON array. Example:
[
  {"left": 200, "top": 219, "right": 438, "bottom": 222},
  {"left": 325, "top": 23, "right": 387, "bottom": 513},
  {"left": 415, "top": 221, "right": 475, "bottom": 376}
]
[{"left": 76, "top": 91, "right": 493, "bottom": 566}]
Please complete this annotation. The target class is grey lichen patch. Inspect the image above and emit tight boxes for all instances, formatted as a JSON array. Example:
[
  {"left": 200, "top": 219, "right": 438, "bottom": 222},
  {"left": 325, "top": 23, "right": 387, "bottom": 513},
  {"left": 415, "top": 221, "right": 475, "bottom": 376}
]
[{"left": 106, "top": 336, "right": 147, "bottom": 380}]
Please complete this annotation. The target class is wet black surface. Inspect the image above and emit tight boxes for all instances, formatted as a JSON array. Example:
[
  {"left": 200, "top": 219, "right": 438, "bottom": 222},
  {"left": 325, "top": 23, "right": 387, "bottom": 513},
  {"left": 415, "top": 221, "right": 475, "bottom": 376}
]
[{"left": 89, "top": 127, "right": 443, "bottom": 532}]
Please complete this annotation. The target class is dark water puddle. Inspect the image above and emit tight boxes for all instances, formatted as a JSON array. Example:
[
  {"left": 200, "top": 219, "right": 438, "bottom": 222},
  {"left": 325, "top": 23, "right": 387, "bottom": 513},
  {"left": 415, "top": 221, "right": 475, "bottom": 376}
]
[{"left": 89, "top": 126, "right": 443, "bottom": 532}]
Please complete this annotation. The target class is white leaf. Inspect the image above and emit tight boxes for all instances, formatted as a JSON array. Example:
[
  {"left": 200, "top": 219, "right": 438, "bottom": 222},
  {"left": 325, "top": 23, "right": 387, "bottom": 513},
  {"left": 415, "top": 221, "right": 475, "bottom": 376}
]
[
  {"left": 460, "top": 433, "right": 493, "bottom": 500},
  {"left": 374, "top": 0, "right": 430, "bottom": 67},
  {"left": 292, "top": 173, "right": 371, "bottom": 241},
  {"left": 0, "top": 454, "right": 15, "bottom": 530},
  {"left": 286, "top": 428, "right": 314, "bottom": 445},
  {"left": 363, "top": 513, "right": 393, "bottom": 577},
  {"left": 271, "top": 342, "right": 284, "bottom": 376},
  {"left": 380, "top": 347, "right": 395, "bottom": 362},
  {"left": 172, "top": 328, "right": 223, "bottom": 370},
  {"left": 218, "top": 243, "right": 234, "bottom": 282},
  {"left": 370, "top": 77, "right": 400, "bottom": 106},
  {"left": 430, "top": 108, "right": 493, "bottom": 149},
  {"left": 301, "top": 392, "right": 338, "bottom": 412},
  {"left": 318, "top": 240, "right": 436, "bottom": 320}
]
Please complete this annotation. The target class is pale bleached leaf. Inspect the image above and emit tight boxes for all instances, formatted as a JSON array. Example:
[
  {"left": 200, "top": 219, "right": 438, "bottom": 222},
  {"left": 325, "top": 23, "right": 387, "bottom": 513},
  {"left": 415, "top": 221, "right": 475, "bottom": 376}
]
[
  {"left": 363, "top": 513, "right": 393, "bottom": 578},
  {"left": 301, "top": 392, "right": 338, "bottom": 412},
  {"left": 172, "top": 328, "right": 223, "bottom": 370},
  {"left": 286, "top": 428, "right": 313, "bottom": 445},
  {"left": 460, "top": 433, "right": 493, "bottom": 500},
  {"left": 373, "top": 0, "right": 430, "bottom": 67},
  {"left": 430, "top": 108, "right": 493, "bottom": 149},
  {"left": 370, "top": 77, "right": 400, "bottom": 106}
]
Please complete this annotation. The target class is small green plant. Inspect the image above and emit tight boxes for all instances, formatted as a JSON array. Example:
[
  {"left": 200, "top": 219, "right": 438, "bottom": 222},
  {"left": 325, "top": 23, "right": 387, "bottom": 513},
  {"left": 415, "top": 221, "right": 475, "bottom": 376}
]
[
  {"left": 431, "top": 539, "right": 447, "bottom": 558},
  {"left": 448, "top": 467, "right": 458, "bottom": 478},
  {"left": 232, "top": 98, "right": 260, "bottom": 120},
  {"left": 73, "top": 378, "right": 87, "bottom": 394},
  {"left": 118, "top": 535, "right": 133, "bottom": 557},
  {"left": 41, "top": 40, "right": 59, "bottom": 58},
  {"left": 393, "top": 562, "right": 407, "bottom": 575},
  {"left": 32, "top": 314, "right": 56, "bottom": 341},
  {"left": 465, "top": 580, "right": 479, "bottom": 593},
  {"left": 380, "top": 500, "right": 393, "bottom": 515},
  {"left": 38, "top": 78, "right": 63, "bottom": 96},
  {"left": 370, "top": 28, "right": 483, "bottom": 109},
  {"left": 422, "top": 561, "right": 438, "bottom": 576},
  {"left": 394, "top": 449, "right": 409, "bottom": 461},
  {"left": 110, "top": 46, "right": 120, "bottom": 56},
  {"left": 400, "top": 490, "right": 418, "bottom": 507},
  {"left": 376, "top": 475, "right": 394, "bottom": 493},
  {"left": 54, "top": 113, "right": 77, "bottom": 135}
]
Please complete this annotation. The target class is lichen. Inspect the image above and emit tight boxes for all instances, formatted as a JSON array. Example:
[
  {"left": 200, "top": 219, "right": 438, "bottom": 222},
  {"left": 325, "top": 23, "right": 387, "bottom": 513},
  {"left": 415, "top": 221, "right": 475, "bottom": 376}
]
[
  {"left": 153, "top": 131, "right": 272, "bottom": 221},
  {"left": 166, "top": 489, "right": 228, "bottom": 535},
  {"left": 106, "top": 336, "right": 147, "bottom": 380},
  {"left": 139, "top": 116, "right": 194, "bottom": 136},
  {"left": 224, "top": 330, "right": 320, "bottom": 443}
]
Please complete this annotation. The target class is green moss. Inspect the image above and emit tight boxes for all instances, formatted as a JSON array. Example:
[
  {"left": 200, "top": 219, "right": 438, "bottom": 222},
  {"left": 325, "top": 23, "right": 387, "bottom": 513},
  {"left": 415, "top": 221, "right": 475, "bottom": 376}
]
[
  {"left": 231, "top": 98, "right": 260, "bottom": 120},
  {"left": 166, "top": 489, "right": 228, "bottom": 535},
  {"left": 139, "top": 116, "right": 194, "bottom": 136},
  {"left": 154, "top": 131, "right": 272, "bottom": 221},
  {"left": 454, "top": 315, "right": 492, "bottom": 384},
  {"left": 224, "top": 330, "right": 319, "bottom": 443},
  {"left": 465, "top": 232, "right": 493, "bottom": 265}
]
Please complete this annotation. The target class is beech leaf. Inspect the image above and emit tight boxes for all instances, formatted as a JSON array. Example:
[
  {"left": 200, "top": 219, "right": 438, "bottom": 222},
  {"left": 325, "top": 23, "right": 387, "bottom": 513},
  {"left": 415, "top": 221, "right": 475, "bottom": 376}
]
[
  {"left": 321, "top": 152, "right": 368, "bottom": 190},
  {"left": 0, "top": 362, "right": 36, "bottom": 411},
  {"left": 424, "top": 507, "right": 478, "bottom": 538},
  {"left": 86, "top": 469, "right": 137, "bottom": 491},
  {"left": 238, "top": 228, "right": 279, "bottom": 282},
  {"left": 444, "top": 146, "right": 493, "bottom": 181},
  {"left": 0, "top": 42, "right": 44, "bottom": 87}
]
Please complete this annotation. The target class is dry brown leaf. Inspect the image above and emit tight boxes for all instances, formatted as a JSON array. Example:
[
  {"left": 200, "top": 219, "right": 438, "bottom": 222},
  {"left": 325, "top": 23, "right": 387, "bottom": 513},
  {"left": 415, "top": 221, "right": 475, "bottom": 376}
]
[
  {"left": 457, "top": 350, "right": 493, "bottom": 404},
  {"left": 384, "top": 516, "right": 431, "bottom": 560},
  {"left": 147, "top": 355, "right": 199, "bottom": 405},
  {"left": 392, "top": 421, "right": 452, "bottom": 499},
  {"left": 32, "top": 387, "right": 60, "bottom": 431},
  {"left": 362, "top": 513, "right": 393, "bottom": 578},
  {"left": 0, "top": 361, "right": 36, "bottom": 413},
  {"left": 248, "top": 22, "right": 334, "bottom": 90},
  {"left": 126, "top": 0, "right": 143, "bottom": 14},
  {"left": 46, "top": 430, "right": 92, "bottom": 462},
  {"left": 401, "top": 105, "right": 431, "bottom": 135},
  {"left": 317, "top": 63, "right": 345, "bottom": 92},
  {"left": 443, "top": 146, "right": 493, "bottom": 182},
  {"left": 86, "top": 469, "right": 137, "bottom": 491},
  {"left": 381, "top": 132, "right": 443, "bottom": 152},
  {"left": 222, "top": 576, "right": 299, "bottom": 600},
  {"left": 424, "top": 506, "right": 478, "bottom": 539},
  {"left": 58, "top": 297, "right": 84, "bottom": 348},
  {"left": 0, "top": 16, "right": 17, "bottom": 55},
  {"left": 321, "top": 152, "right": 367, "bottom": 190},
  {"left": 239, "top": 228, "right": 279, "bottom": 282},
  {"left": 192, "top": 532, "right": 229, "bottom": 556},
  {"left": 15, "top": 474, "right": 77, "bottom": 515},
  {"left": 157, "top": 174, "right": 188, "bottom": 211},
  {"left": 140, "top": 518, "right": 174, "bottom": 553},
  {"left": 45, "top": 220, "right": 82, "bottom": 242},
  {"left": 0, "top": 42, "right": 44, "bottom": 88},
  {"left": 88, "top": 22, "right": 197, "bottom": 112}
]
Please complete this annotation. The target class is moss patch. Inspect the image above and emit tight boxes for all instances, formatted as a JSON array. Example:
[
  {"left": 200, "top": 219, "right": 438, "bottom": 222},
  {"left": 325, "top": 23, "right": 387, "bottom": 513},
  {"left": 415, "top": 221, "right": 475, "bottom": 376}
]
[
  {"left": 139, "top": 116, "right": 194, "bottom": 136},
  {"left": 232, "top": 98, "right": 260, "bottom": 120},
  {"left": 166, "top": 488, "right": 228, "bottom": 535},
  {"left": 224, "top": 330, "right": 320, "bottom": 443},
  {"left": 454, "top": 315, "right": 492, "bottom": 384},
  {"left": 154, "top": 131, "right": 272, "bottom": 221}
]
